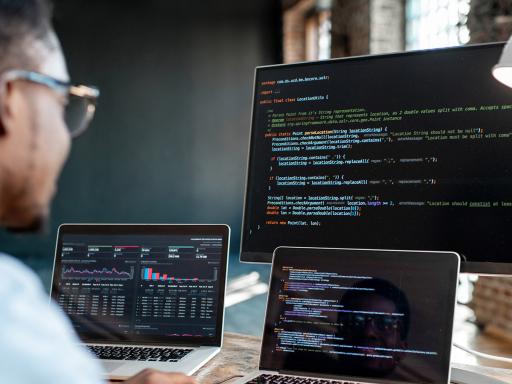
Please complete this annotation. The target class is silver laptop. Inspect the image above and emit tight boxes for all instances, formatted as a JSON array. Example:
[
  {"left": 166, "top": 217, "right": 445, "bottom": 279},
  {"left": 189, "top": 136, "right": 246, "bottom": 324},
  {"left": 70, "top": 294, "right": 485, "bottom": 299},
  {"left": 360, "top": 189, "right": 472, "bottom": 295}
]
[
  {"left": 236, "top": 247, "right": 460, "bottom": 384},
  {"left": 51, "top": 224, "right": 229, "bottom": 380}
]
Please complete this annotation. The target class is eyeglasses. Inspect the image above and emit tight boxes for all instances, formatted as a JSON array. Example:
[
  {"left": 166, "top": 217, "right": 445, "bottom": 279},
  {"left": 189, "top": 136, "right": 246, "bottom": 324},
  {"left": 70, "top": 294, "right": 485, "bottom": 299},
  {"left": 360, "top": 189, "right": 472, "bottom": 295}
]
[
  {"left": 344, "top": 314, "right": 402, "bottom": 334},
  {"left": 1, "top": 69, "right": 99, "bottom": 138}
]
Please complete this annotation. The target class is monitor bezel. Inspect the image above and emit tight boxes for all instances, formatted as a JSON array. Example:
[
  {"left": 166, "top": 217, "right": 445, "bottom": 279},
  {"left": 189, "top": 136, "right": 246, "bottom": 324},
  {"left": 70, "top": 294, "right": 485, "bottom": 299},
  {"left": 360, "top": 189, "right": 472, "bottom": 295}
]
[
  {"left": 239, "top": 42, "right": 512, "bottom": 274},
  {"left": 51, "top": 223, "right": 230, "bottom": 347}
]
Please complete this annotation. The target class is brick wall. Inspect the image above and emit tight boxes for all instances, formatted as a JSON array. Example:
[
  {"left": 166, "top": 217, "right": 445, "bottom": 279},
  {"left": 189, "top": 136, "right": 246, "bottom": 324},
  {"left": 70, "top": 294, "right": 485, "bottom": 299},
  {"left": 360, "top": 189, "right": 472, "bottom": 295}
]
[
  {"left": 469, "top": 0, "right": 512, "bottom": 43},
  {"left": 467, "top": 0, "right": 512, "bottom": 342},
  {"left": 331, "top": 0, "right": 370, "bottom": 57},
  {"left": 369, "top": 0, "right": 404, "bottom": 54},
  {"left": 330, "top": 0, "right": 404, "bottom": 58},
  {"left": 283, "top": 0, "right": 404, "bottom": 62},
  {"left": 470, "top": 276, "right": 512, "bottom": 341},
  {"left": 282, "top": 0, "right": 317, "bottom": 63}
]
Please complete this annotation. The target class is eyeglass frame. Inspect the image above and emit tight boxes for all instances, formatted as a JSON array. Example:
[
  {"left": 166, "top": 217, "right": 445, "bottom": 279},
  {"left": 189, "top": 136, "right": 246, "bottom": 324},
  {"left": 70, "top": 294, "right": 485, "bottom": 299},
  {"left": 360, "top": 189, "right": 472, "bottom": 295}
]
[
  {"left": 0, "top": 69, "right": 100, "bottom": 138},
  {"left": 343, "top": 313, "right": 403, "bottom": 335}
]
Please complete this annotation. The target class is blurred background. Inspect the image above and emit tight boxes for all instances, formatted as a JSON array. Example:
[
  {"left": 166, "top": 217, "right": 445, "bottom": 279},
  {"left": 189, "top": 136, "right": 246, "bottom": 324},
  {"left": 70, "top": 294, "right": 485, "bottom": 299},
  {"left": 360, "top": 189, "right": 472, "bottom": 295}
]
[{"left": 1, "top": 0, "right": 512, "bottom": 345}]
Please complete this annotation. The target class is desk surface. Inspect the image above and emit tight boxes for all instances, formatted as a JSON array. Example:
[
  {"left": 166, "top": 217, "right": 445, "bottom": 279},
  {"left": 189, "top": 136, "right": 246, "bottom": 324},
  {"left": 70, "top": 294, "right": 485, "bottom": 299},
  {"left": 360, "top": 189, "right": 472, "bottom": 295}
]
[
  {"left": 194, "top": 333, "right": 261, "bottom": 384},
  {"left": 109, "top": 331, "right": 512, "bottom": 383},
  {"left": 195, "top": 333, "right": 512, "bottom": 384}
]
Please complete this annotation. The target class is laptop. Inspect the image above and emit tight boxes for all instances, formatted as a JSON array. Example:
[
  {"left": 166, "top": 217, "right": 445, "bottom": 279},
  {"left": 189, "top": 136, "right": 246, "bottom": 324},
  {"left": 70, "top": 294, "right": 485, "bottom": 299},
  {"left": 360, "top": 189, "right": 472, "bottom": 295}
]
[
  {"left": 51, "top": 224, "right": 229, "bottom": 380},
  {"left": 236, "top": 247, "right": 460, "bottom": 384}
]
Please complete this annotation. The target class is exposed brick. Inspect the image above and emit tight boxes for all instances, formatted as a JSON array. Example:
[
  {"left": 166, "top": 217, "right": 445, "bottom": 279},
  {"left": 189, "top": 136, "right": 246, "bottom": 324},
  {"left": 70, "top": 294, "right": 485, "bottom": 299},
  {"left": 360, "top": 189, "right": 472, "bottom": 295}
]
[
  {"left": 282, "top": 0, "right": 317, "bottom": 63},
  {"left": 469, "top": 0, "right": 512, "bottom": 43},
  {"left": 283, "top": 0, "right": 404, "bottom": 61},
  {"left": 369, "top": 0, "right": 404, "bottom": 54},
  {"left": 470, "top": 276, "right": 512, "bottom": 339}
]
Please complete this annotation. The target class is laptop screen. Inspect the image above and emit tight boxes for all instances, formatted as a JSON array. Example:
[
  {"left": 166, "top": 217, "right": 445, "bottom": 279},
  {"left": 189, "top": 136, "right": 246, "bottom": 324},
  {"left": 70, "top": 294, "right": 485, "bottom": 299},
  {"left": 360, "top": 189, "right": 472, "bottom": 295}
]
[
  {"left": 51, "top": 224, "right": 229, "bottom": 346},
  {"left": 260, "top": 247, "right": 459, "bottom": 384}
]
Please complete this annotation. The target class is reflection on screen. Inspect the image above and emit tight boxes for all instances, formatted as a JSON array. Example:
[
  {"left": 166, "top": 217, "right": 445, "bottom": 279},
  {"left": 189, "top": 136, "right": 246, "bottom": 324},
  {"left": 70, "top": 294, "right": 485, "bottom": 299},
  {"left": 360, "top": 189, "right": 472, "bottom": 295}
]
[
  {"left": 53, "top": 233, "right": 223, "bottom": 342},
  {"left": 261, "top": 251, "right": 457, "bottom": 383}
]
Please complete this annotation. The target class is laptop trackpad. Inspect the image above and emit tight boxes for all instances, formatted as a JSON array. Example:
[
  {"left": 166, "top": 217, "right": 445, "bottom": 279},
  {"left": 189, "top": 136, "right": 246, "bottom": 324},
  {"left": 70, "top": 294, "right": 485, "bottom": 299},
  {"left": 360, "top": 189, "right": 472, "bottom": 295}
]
[{"left": 101, "top": 361, "right": 124, "bottom": 373}]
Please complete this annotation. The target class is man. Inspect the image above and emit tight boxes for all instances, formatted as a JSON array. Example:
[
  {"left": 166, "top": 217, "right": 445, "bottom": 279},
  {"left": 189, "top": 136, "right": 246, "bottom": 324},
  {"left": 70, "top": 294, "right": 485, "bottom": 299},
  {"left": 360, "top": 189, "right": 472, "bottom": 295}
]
[
  {"left": 0, "top": 1, "right": 197, "bottom": 383},
  {"left": 339, "top": 278, "right": 410, "bottom": 379}
]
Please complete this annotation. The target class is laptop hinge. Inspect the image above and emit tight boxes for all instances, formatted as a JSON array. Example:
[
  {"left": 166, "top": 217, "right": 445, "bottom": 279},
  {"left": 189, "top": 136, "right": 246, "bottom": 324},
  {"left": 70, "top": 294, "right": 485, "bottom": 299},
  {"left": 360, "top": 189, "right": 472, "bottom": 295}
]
[{"left": 277, "top": 370, "right": 343, "bottom": 380}]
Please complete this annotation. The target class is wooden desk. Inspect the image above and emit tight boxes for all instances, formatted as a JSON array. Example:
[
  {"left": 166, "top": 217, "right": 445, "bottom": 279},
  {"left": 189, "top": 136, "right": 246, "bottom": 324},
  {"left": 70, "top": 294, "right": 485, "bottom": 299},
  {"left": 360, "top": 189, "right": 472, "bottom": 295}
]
[
  {"left": 109, "top": 333, "right": 261, "bottom": 384},
  {"left": 195, "top": 333, "right": 261, "bottom": 384},
  {"left": 110, "top": 332, "right": 511, "bottom": 383},
  {"left": 195, "top": 333, "right": 512, "bottom": 384}
]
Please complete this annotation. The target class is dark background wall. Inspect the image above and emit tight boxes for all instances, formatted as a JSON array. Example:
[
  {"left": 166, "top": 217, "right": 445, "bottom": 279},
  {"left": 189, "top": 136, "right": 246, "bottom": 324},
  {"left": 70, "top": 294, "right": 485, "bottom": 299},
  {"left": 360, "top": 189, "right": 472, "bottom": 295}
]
[{"left": 0, "top": 0, "right": 280, "bottom": 288}]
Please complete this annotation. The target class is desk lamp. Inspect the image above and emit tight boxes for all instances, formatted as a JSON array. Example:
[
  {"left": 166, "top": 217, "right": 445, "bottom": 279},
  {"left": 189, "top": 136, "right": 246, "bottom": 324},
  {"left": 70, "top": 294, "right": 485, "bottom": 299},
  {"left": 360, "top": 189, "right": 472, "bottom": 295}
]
[{"left": 493, "top": 39, "right": 512, "bottom": 87}]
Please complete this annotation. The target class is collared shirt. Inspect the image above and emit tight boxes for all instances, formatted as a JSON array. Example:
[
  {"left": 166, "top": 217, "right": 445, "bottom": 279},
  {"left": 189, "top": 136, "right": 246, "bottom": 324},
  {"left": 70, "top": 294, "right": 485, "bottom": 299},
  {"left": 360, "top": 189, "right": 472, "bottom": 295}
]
[{"left": 0, "top": 253, "right": 105, "bottom": 384}]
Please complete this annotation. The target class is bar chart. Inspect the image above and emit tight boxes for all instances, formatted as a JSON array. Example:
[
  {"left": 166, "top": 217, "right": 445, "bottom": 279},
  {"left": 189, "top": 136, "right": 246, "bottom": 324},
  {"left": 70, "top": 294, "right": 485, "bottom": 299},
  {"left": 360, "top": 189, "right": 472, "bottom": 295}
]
[{"left": 141, "top": 266, "right": 217, "bottom": 282}]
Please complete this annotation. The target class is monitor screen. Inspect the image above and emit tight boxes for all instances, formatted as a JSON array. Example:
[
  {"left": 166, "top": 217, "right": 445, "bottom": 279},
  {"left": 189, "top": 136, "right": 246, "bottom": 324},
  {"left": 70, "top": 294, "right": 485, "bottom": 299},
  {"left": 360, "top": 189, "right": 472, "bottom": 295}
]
[
  {"left": 241, "top": 43, "right": 512, "bottom": 273},
  {"left": 51, "top": 224, "right": 229, "bottom": 346},
  {"left": 260, "top": 247, "right": 459, "bottom": 384}
]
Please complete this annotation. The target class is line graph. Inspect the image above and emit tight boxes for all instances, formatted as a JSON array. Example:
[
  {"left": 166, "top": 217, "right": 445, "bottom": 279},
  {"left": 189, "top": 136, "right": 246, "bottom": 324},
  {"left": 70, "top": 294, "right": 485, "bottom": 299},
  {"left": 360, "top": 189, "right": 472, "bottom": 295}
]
[{"left": 62, "top": 265, "right": 134, "bottom": 280}]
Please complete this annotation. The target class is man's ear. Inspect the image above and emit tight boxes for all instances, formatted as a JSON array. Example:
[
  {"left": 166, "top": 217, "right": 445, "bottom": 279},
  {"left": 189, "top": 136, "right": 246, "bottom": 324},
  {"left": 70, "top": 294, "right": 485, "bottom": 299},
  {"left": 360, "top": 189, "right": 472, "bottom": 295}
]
[{"left": 0, "top": 81, "right": 14, "bottom": 137}]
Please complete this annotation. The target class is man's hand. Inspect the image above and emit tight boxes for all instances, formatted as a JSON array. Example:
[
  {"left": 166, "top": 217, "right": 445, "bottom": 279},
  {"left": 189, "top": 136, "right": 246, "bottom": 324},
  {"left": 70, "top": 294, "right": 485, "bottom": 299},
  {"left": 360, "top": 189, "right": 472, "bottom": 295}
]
[{"left": 123, "top": 369, "right": 198, "bottom": 384}]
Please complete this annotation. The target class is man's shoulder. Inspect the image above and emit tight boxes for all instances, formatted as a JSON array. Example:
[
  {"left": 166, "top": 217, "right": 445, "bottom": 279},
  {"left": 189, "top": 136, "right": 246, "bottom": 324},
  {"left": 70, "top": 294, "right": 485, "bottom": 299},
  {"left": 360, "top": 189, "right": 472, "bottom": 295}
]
[
  {"left": 0, "top": 252, "right": 37, "bottom": 273},
  {"left": 0, "top": 254, "right": 105, "bottom": 383},
  {"left": 0, "top": 253, "right": 45, "bottom": 296}
]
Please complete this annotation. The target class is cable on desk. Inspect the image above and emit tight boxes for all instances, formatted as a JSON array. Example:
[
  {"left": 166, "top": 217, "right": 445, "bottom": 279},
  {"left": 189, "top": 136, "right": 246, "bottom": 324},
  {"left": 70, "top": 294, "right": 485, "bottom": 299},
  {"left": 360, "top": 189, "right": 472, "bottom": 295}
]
[
  {"left": 213, "top": 375, "right": 244, "bottom": 384},
  {"left": 454, "top": 342, "right": 512, "bottom": 364}
]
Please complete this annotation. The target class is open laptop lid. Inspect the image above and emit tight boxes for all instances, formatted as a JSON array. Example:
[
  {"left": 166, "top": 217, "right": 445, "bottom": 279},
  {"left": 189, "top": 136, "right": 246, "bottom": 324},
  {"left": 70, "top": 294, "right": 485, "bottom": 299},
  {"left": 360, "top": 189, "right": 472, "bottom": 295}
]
[
  {"left": 51, "top": 224, "right": 229, "bottom": 347},
  {"left": 260, "top": 247, "right": 460, "bottom": 384}
]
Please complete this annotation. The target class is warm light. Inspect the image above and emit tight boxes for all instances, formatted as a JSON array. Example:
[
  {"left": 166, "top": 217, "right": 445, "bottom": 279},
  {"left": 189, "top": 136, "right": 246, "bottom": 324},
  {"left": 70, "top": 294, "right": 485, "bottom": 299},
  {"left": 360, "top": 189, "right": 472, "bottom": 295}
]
[
  {"left": 493, "top": 38, "right": 512, "bottom": 88},
  {"left": 492, "top": 66, "right": 512, "bottom": 88}
]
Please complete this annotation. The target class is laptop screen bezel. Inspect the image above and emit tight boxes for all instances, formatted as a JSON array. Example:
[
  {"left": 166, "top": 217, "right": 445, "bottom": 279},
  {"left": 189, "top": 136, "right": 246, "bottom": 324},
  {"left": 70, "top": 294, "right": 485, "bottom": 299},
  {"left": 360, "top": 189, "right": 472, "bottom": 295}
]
[
  {"left": 258, "top": 246, "right": 460, "bottom": 384},
  {"left": 51, "top": 223, "right": 229, "bottom": 347}
]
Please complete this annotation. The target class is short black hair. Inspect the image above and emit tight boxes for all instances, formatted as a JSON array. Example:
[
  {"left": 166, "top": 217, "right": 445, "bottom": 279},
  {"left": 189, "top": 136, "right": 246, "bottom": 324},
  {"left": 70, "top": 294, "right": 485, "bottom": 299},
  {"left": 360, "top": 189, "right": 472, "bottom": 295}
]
[
  {"left": 0, "top": 0, "right": 54, "bottom": 72},
  {"left": 340, "top": 278, "right": 411, "bottom": 340}
]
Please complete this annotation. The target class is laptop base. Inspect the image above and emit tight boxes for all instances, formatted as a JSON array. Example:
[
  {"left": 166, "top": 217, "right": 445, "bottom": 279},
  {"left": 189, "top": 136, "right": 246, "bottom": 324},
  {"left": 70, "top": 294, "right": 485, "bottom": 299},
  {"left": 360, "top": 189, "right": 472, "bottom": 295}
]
[
  {"left": 104, "top": 346, "right": 220, "bottom": 380},
  {"left": 236, "top": 367, "right": 510, "bottom": 384},
  {"left": 234, "top": 371, "right": 376, "bottom": 384}
]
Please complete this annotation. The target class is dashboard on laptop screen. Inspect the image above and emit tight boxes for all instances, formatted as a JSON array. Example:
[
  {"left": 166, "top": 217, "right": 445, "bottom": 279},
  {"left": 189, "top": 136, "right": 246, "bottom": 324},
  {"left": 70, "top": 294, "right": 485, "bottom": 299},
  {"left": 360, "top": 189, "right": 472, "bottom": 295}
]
[{"left": 51, "top": 225, "right": 229, "bottom": 346}]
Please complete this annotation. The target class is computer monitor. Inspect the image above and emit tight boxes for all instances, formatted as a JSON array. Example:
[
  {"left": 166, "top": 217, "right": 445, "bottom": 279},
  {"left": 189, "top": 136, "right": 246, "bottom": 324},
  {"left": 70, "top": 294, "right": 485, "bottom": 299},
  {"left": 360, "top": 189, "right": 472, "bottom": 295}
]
[{"left": 241, "top": 42, "right": 512, "bottom": 274}]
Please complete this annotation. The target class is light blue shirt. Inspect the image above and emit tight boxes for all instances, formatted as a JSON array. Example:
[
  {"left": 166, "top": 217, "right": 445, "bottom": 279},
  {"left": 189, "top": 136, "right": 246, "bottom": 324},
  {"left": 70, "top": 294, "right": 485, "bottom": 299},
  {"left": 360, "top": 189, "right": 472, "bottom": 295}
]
[{"left": 0, "top": 253, "right": 105, "bottom": 384}]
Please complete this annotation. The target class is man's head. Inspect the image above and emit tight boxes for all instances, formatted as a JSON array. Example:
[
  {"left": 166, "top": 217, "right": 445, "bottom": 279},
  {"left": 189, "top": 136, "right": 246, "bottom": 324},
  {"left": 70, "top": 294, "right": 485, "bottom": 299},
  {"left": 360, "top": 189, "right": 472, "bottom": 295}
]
[
  {"left": 340, "top": 278, "right": 411, "bottom": 376},
  {"left": 0, "top": 0, "right": 70, "bottom": 231}
]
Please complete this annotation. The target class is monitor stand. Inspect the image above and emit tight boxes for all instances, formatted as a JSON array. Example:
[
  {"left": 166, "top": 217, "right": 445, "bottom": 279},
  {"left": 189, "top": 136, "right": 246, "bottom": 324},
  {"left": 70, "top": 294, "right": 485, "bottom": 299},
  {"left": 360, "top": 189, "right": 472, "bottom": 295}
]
[{"left": 451, "top": 365, "right": 510, "bottom": 384}]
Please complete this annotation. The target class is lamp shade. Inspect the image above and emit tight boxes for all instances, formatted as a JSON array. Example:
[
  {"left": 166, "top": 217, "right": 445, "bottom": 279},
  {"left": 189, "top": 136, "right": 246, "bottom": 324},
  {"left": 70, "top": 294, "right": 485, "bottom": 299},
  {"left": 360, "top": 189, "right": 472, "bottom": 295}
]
[{"left": 493, "top": 38, "right": 512, "bottom": 88}]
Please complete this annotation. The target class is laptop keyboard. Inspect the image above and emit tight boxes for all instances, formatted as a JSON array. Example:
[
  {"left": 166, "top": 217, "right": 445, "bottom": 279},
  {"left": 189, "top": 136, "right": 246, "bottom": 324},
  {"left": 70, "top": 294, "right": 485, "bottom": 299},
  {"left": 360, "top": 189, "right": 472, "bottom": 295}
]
[
  {"left": 246, "top": 374, "right": 361, "bottom": 384},
  {"left": 87, "top": 345, "right": 193, "bottom": 361}
]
